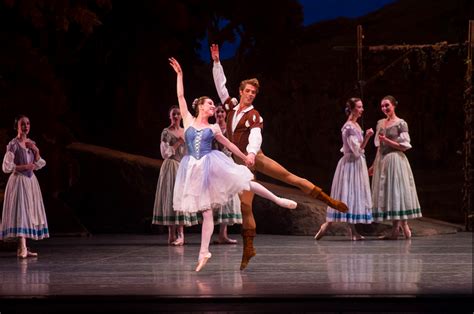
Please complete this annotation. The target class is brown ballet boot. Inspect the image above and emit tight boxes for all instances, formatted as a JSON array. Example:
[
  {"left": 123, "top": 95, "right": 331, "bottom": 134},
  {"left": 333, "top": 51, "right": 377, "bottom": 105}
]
[
  {"left": 310, "top": 186, "right": 348, "bottom": 213},
  {"left": 240, "top": 229, "right": 257, "bottom": 270}
]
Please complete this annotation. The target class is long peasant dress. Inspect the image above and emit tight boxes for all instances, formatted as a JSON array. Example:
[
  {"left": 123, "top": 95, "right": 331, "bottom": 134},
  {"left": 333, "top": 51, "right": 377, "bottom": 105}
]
[
  {"left": 173, "top": 121, "right": 254, "bottom": 214},
  {"left": 152, "top": 128, "right": 199, "bottom": 226},
  {"left": 326, "top": 122, "right": 373, "bottom": 224},
  {"left": 212, "top": 129, "right": 243, "bottom": 225},
  {"left": 0, "top": 138, "right": 49, "bottom": 240},
  {"left": 371, "top": 119, "right": 422, "bottom": 221}
]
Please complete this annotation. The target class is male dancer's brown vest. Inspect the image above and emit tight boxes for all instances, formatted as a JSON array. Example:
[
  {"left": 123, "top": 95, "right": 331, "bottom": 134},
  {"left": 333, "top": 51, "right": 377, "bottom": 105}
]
[{"left": 223, "top": 98, "right": 263, "bottom": 154}]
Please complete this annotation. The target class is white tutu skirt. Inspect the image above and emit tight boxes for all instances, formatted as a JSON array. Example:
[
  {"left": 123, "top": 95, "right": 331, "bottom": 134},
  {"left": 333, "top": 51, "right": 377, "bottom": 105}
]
[{"left": 173, "top": 150, "right": 253, "bottom": 213}]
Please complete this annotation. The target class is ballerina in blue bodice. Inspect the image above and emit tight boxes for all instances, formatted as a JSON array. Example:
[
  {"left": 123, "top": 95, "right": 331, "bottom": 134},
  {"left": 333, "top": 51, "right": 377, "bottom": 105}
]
[
  {"left": 169, "top": 57, "right": 297, "bottom": 272},
  {"left": 184, "top": 127, "right": 214, "bottom": 160}
]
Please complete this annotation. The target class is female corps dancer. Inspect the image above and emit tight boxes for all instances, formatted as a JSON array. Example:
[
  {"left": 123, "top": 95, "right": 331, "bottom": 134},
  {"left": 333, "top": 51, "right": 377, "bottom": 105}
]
[
  {"left": 315, "top": 98, "right": 374, "bottom": 240},
  {"left": 370, "top": 95, "right": 422, "bottom": 239},
  {"left": 152, "top": 106, "right": 199, "bottom": 245},
  {"left": 1, "top": 115, "right": 48, "bottom": 258}
]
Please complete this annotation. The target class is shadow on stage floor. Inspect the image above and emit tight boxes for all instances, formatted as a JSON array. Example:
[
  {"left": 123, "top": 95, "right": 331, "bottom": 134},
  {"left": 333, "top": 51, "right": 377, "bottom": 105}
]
[{"left": 0, "top": 233, "right": 472, "bottom": 313}]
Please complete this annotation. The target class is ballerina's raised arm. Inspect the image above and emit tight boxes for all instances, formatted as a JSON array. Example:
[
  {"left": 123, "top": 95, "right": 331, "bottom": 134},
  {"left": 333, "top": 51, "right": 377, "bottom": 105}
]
[{"left": 168, "top": 57, "right": 194, "bottom": 127}]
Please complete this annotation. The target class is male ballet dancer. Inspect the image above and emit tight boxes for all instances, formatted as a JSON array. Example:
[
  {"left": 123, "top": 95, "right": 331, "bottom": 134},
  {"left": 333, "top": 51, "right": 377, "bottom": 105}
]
[{"left": 210, "top": 44, "right": 349, "bottom": 270}]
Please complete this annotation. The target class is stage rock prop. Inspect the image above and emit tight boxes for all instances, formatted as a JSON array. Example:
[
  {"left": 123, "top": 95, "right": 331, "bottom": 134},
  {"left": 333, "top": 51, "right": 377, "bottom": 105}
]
[{"left": 64, "top": 142, "right": 462, "bottom": 237}]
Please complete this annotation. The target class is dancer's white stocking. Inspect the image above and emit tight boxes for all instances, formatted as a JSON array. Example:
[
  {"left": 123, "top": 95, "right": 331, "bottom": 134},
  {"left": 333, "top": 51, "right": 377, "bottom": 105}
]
[
  {"left": 199, "top": 209, "right": 214, "bottom": 260},
  {"left": 249, "top": 181, "right": 297, "bottom": 209}
]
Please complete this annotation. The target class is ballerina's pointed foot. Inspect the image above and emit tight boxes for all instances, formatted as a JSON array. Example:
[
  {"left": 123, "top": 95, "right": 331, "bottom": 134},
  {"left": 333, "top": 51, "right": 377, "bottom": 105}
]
[
  {"left": 17, "top": 248, "right": 27, "bottom": 259},
  {"left": 277, "top": 197, "right": 297, "bottom": 209},
  {"left": 402, "top": 226, "right": 412, "bottom": 239},
  {"left": 17, "top": 247, "right": 37, "bottom": 258},
  {"left": 195, "top": 253, "right": 212, "bottom": 272},
  {"left": 351, "top": 234, "right": 365, "bottom": 241},
  {"left": 314, "top": 222, "right": 328, "bottom": 240},
  {"left": 171, "top": 238, "right": 184, "bottom": 246},
  {"left": 378, "top": 234, "right": 398, "bottom": 240},
  {"left": 27, "top": 249, "right": 38, "bottom": 257},
  {"left": 213, "top": 237, "right": 238, "bottom": 245}
]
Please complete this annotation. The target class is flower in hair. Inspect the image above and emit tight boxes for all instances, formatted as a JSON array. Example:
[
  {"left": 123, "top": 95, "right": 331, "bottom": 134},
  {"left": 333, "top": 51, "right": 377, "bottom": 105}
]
[{"left": 192, "top": 98, "right": 199, "bottom": 109}]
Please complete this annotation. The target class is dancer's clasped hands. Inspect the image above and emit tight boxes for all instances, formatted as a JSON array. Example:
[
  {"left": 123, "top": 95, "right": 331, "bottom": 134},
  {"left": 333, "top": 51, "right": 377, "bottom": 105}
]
[{"left": 244, "top": 153, "right": 255, "bottom": 167}]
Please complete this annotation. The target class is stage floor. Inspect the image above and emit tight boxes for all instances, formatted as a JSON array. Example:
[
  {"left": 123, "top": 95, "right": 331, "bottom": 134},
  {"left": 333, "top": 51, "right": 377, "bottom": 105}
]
[{"left": 0, "top": 232, "right": 472, "bottom": 313}]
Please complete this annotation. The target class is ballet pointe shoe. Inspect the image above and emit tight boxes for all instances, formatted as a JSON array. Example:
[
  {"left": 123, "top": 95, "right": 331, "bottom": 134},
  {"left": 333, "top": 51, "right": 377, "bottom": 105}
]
[
  {"left": 171, "top": 238, "right": 184, "bottom": 246},
  {"left": 351, "top": 234, "right": 365, "bottom": 241},
  {"left": 314, "top": 222, "right": 328, "bottom": 240},
  {"left": 213, "top": 237, "right": 238, "bottom": 245},
  {"left": 276, "top": 197, "right": 297, "bottom": 209},
  {"left": 402, "top": 225, "right": 412, "bottom": 239},
  {"left": 27, "top": 249, "right": 38, "bottom": 257},
  {"left": 195, "top": 253, "right": 212, "bottom": 272},
  {"left": 310, "top": 187, "right": 348, "bottom": 213},
  {"left": 168, "top": 226, "right": 177, "bottom": 244},
  {"left": 172, "top": 232, "right": 185, "bottom": 246},
  {"left": 17, "top": 247, "right": 37, "bottom": 258},
  {"left": 17, "top": 247, "right": 27, "bottom": 259},
  {"left": 348, "top": 225, "right": 365, "bottom": 241},
  {"left": 168, "top": 236, "right": 177, "bottom": 245},
  {"left": 378, "top": 228, "right": 400, "bottom": 240},
  {"left": 240, "top": 229, "right": 256, "bottom": 270}
]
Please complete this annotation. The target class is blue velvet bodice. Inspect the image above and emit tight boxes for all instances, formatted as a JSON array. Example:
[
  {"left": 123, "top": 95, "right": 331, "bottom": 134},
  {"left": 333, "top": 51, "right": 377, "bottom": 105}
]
[{"left": 185, "top": 127, "right": 215, "bottom": 160}]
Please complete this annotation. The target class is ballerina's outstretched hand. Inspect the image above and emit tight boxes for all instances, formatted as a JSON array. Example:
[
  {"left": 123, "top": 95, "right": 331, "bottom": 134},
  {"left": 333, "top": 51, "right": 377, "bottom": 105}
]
[
  {"left": 169, "top": 57, "right": 182, "bottom": 75},
  {"left": 169, "top": 57, "right": 193, "bottom": 123}
]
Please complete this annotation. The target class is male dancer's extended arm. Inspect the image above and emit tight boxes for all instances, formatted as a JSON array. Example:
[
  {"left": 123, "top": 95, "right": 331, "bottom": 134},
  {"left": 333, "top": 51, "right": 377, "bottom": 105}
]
[
  {"left": 211, "top": 44, "right": 232, "bottom": 105},
  {"left": 211, "top": 44, "right": 262, "bottom": 161},
  {"left": 212, "top": 60, "right": 231, "bottom": 105}
]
